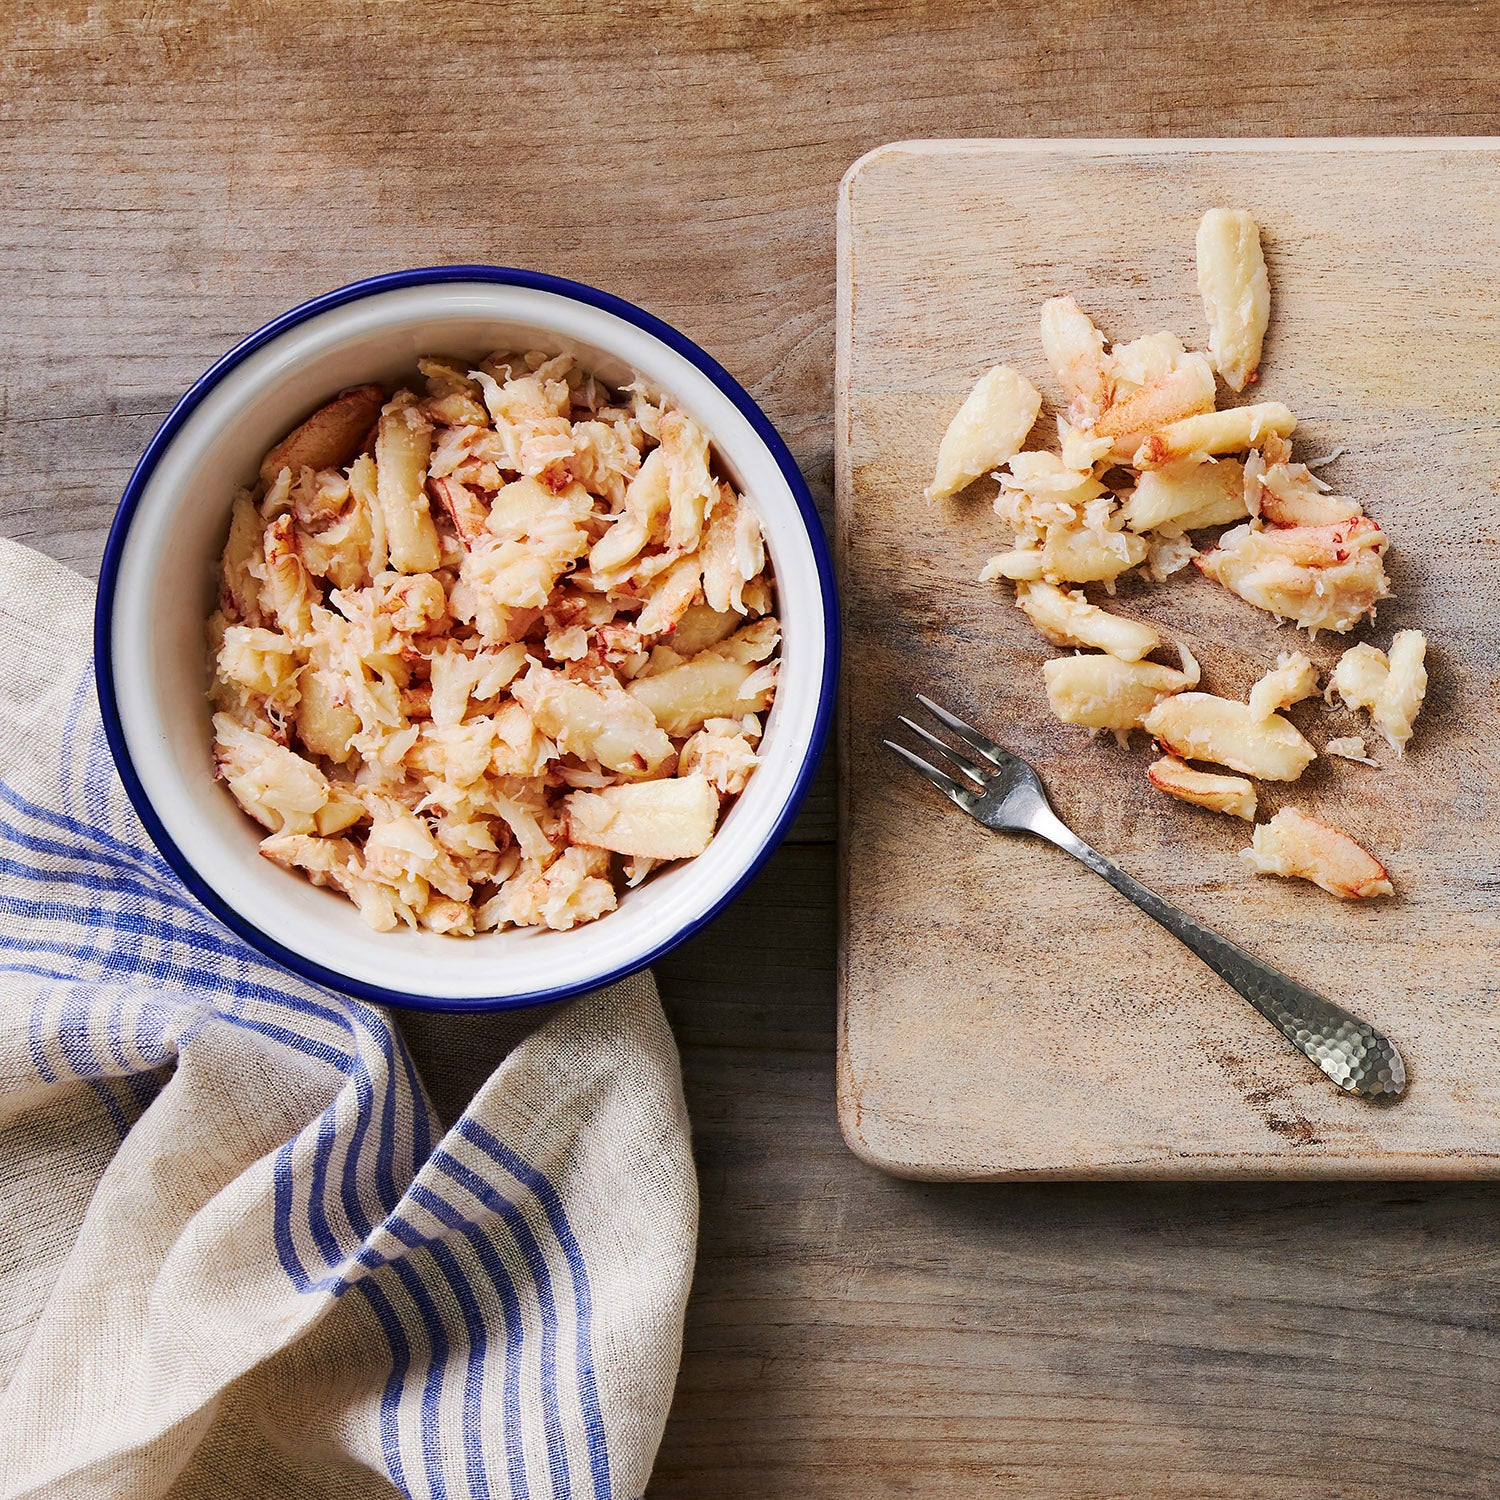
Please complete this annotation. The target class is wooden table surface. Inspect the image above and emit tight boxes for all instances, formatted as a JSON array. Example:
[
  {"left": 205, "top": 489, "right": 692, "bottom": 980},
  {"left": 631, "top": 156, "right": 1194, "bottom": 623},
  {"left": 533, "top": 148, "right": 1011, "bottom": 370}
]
[{"left": 4, "top": 3, "right": 1498, "bottom": 1494}]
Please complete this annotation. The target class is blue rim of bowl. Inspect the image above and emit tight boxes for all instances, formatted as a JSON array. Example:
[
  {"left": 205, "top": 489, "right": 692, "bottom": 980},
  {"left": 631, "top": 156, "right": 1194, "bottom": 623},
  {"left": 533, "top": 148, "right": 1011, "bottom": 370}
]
[{"left": 94, "top": 265, "right": 840, "bottom": 1013}]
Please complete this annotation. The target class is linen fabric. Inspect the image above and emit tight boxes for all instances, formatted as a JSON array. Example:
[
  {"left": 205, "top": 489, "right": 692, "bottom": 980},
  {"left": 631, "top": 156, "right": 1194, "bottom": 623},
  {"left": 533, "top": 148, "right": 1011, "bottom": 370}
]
[{"left": 0, "top": 537, "right": 696, "bottom": 1499}]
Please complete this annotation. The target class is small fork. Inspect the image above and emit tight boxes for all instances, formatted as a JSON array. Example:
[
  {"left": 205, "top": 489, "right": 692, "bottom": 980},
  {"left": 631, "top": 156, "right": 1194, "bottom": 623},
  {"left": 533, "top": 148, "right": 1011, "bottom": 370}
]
[{"left": 886, "top": 694, "right": 1406, "bottom": 1101}]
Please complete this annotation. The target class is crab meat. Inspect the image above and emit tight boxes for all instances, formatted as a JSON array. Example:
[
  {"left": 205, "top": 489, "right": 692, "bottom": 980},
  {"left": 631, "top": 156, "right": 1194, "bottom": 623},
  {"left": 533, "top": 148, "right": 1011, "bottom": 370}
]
[
  {"left": 1093, "top": 356, "right": 1217, "bottom": 462},
  {"left": 566, "top": 775, "right": 721, "bottom": 860},
  {"left": 259, "top": 385, "right": 384, "bottom": 488},
  {"left": 213, "top": 714, "right": 333, "bottom": 836},
  {"left": 1015, "top": 581, "right": 1160, "bottom": 661},
  {"left": 1121, "top": 457, "right": 1248, "bottom": 533},
  {"left": 1042, "top": 646, "right": 1199, "bottom": 734},
  {"left": 1196, "top": 209, "right": 1270, "bottom": 392},
  {"left": 1133, "top": 403, "right": 1297, "bottom": 470},
  {"left": 375, "top": 397, "right": 442, "bottom": 574},
  {"left": 1324, "top": 736, "right": 1377, "bottom": 766},
  {"left": 1372, "top": 630, "right": 1428, "bottom": 756},
  {"left": 1334, "top": 632, "right": 1428, "bottom": 755},
  {"left": 1241, "top": 807, "right": 1393, "bottom": 900},
  {"left": 513, "top": 664, "right": 674, "bottom": 774},
  {"left": 1037, "top": 522, "right": 1150, "bottom": 585},
  {"left": 1246, "top": 651, "right": 1320, "bottom": 720},
  {"left": 1196, "top": 518, "right": 1390, "bottom": 633},
  {"left": 429, "top": 475, "right": 490, "bottom": 548},
  {"left": 1141, "top": 692, "right": 1316, "bottom": 781},
  {"left": 1257, "top": 460, "right": 1364, "bottom": 528},
  {"left": 1038, "top": 297, "right": 1109, "bottom": 423},
  {"left": 1147, "top": 755, "right": 1257, "bottom": 820},
  {"left": 925, "top": 365, "right": 1042, "bottom": 501},
  {"left": 1105, "top": 332, "right": 1192, "bottom": 396}
]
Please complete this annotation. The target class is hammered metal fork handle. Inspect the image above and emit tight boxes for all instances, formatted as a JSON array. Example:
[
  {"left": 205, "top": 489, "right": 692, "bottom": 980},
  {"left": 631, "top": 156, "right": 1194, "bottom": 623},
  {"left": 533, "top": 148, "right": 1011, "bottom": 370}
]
[{"left": 1035, "top": 812, "right": 1406, "bottom": 1100}]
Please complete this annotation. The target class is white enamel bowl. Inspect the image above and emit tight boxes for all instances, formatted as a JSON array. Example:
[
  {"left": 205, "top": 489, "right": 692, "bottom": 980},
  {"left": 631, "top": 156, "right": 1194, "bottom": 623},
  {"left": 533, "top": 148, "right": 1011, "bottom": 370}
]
[{"left": 96, "top": 268, "right": 838, "bottom": 1010}]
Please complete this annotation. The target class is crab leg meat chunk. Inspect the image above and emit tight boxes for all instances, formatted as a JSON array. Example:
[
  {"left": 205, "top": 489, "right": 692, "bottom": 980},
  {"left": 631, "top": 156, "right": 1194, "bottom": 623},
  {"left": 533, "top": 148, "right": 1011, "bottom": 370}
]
[
  {"left": 1196, "top": 209, "right": 1270, "bottom": 392},
  {"left": 925, "top": 365, "right": 1042, "bottom": 501},
  {"left": 1241, "top": 807, "right": 1393, "bottom": 900},
  {"left": 1141, "top": 692, "right": 1316, "bottom": 781},
  {"left": 1147, "top": 755, "right": 1258, "bottom": 820},
  {"left": 1042, "top": 647, "right": 1199, "bottom": 735},
  {"left": 1133, "top": 403, "right": 1296, "bottom": 470},
  {"left": 1015, "top": 581, "right": 1160, "bottom": 661}
]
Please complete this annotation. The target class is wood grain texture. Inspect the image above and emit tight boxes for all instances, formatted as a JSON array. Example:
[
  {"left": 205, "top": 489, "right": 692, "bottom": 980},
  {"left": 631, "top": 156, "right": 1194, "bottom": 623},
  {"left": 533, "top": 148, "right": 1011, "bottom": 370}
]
[
  {"left": 837, "top": 140, "right": 1500, "bottom": 1179},
  {"left": 4, "top": 0, "right": 1500, "bottom": 1494}
]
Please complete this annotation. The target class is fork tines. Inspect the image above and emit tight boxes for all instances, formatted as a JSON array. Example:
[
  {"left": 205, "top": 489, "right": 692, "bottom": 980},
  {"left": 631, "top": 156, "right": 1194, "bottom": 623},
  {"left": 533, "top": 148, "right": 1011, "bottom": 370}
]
[{"left": 882, "top": 694, "right": 1018, "bottom": 813}]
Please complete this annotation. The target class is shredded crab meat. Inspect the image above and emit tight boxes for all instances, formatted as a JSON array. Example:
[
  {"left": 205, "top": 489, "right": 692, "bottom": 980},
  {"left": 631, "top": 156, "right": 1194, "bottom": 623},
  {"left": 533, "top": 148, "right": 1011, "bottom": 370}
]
[{"left": 210, "top": 353, "right": 779, "bottom": 934}]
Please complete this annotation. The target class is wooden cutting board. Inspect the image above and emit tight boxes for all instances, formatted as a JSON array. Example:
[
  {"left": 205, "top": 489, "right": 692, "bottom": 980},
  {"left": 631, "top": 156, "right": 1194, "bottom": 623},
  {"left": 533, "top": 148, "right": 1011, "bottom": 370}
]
[{"left": 835, "top": 139, "right": 1500, "bottom": 1180}]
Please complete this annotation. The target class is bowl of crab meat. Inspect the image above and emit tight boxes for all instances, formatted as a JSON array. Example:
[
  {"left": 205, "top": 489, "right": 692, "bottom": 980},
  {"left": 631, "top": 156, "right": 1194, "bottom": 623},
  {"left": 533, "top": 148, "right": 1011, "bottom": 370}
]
[{"left": 97, "top": 268, "right": 837, "bottom": 1010}]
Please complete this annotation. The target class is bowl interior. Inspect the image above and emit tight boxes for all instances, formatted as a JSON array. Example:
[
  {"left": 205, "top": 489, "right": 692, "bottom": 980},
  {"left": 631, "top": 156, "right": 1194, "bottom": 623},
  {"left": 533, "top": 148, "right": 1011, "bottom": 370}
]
[{"left": 105, "top": 280, "right": 832, "bottom": 1006}]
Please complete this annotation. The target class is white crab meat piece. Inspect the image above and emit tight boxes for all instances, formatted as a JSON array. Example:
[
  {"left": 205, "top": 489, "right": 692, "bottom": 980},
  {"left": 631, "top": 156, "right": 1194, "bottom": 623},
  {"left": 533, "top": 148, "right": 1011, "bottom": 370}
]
[
  {"left": 1324, "top": 736, "right": 1377, "bottom": 766},
  {"left": 627, "top": 647, "right": 776, "bottom": 739},
  {"left": 679, "top": 719, "right": 760, "bottom": 796},
  {"left": 1121, "top": 457, "right": 1248, "bottom": 533},
  {"left": 453, "top": 499, "right": 590, "bottom": 631},
  {"left": 588, "top": 447, "right": 670, "bottom": 579},
  {"left": 220, "top": 491, "right": 267, "bottom": 625},
  {"left": 569, "top": 418, "right": 642, "bottom": 510},
  {"left": 1093, "top": 355, "right": 1217, "bottom": 462},
  {"left": 531, "top": 847, "right": 619, "bottom": 930},
  {"left": 1143, "top": 532, "right": 1199, "bottom": 582},
  {"left": 259, "top": 831, "right": 360, "bottom": 890},
  {"left": 636, "top": 554, "right": 705, "bottom": 638},
  {"left": 513, "top": 663, "right": 673, "bottom": 774},
  {"left": 295, "top": 668, "right": 359, "bottom": 765},
  {"left": 1039, "top": 297, "right": 1109, "bottom": 423},
  {"left": 567, "top": 775, "right": 720, "bottom": 860},
  {"left": 979, "top": 547, "right": 1044, "bottom": 583},
  {"left": 1246, "top": 651, "right": 1320, "bottom": 720},
  {"left": 1141, "top": 692, "right": 1316, "bottom": 781},
  {"left": 375, "top": 395, "right": 442, "bottom": 574},
  {"left": 999, "top": 450, "right": 1109, "bottom": 509},
  {"left": 361, "top": 797, "right": 473, "bottom": 902},
  {"left": 658, "top": 407, "right": 718, "bottom": 554},
  {"left": 1196, "top": 209, "right": 1270, "bottom": 392},
  {"left": 1196, "top": 518, "right": 1390, "bottom": 634},
  {"left": 1042, "top": 646, "right": 1199, "bottom": 734},
  {"left": 259, "top": 514, "right": 318, "bottom": 639},
  {"left": 925, "top": 365, "right": 1042, "bottom": 501},
  {"left": 669, "top": 602, "right": 742, "bottom": 655},
  {"left": 1372, "top": 630, "right": 1428, "bottom": 756},
  {"left": 1242, "top": 807, "right": 1393, "bottom": 900},
  {"left": 1039, "top": 522, "right": 1148, "bottom": 585},
  {"left": 1133, "top": 403, "right": 1296, "bottom": 470},
  {"left": 260, "top": 384, "right": 384, "bottom": 488},
  {"left": 1058, "top": 419, "right": 1113, "bottom": 472},
  {"left": 1335, "top": 633, "right": 1428, "bottom": 755},
  {"left": 700, "top": 487, "right": 766, "bottom": 615},
  {"left": 1015, "top": 581, "right": 1160, "bottom": 662},
  {"left": 214, "top": 714, "right": 334, "bottom": 836},
  {"left": 1147, "top": 755, "right": 1257, "bottom": 820},
  {"left": 216, "top": 625, "right": 302, "bottom": 705},
  {"left": 1330, "top": 641, "right": 1389, "bottom": 712},
  {"left": 1257, "top": 460, "right": 1363, "bottom": 528},
  {"left": 1104, "top": 331, "right": 1190, "bottom": 397}
]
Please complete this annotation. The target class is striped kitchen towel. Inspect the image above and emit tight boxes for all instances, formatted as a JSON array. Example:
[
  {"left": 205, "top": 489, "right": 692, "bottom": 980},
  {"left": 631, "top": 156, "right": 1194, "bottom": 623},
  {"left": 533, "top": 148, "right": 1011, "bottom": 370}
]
[{"left": 0, "top": 536, "right": 697, "bottom": 1499}]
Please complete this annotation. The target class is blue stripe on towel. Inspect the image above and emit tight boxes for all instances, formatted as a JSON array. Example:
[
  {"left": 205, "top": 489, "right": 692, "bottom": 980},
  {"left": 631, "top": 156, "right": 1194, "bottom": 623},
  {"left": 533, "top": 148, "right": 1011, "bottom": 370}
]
[{"left": 458, "top": 1120, "right": 612, "bottom": 1500}]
